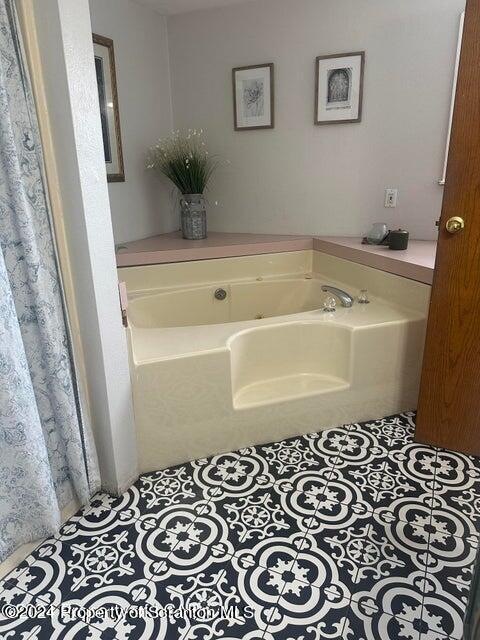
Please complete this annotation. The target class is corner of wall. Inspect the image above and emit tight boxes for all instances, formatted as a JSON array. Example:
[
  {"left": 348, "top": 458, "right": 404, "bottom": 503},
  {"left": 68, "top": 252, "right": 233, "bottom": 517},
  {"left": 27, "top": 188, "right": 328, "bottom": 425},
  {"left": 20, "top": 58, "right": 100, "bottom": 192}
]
[{"left": 24, "top": 0, "right": 138, "bottom": 494}]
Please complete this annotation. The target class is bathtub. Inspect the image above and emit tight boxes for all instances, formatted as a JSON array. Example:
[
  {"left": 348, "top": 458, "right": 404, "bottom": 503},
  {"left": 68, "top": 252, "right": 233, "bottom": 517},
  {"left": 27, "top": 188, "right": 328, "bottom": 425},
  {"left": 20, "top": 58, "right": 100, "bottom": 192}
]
[
  {"left": 129, "top": 277, "right": 338, "bottom": 328},
  {"left": 120, "top": 250, "right": 430, "bottom": 472}
]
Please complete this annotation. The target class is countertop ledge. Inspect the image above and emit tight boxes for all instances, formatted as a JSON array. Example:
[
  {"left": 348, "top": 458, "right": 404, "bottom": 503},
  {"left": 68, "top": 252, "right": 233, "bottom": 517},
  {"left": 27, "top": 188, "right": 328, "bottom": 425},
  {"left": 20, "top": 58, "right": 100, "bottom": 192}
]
[
  {"left": 116, "top": 231, "right": 436, "bottom": 285},
  {"left": 314, "top": 236, "right": 436, "bottom": 285}
]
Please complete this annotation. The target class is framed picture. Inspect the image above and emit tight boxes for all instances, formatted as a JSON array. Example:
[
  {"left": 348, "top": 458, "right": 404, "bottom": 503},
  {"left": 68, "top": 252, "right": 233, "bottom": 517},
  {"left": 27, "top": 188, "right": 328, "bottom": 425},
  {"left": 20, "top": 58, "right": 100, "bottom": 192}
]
[
  {"left": 315, "top": 52, "right": 365, "bottom": 125},
  {"left": 232, "top": 63, "right": 274, "bottom": 130},
  {"left": 93, "top": 33, "right": 125, "bottom": 182}
]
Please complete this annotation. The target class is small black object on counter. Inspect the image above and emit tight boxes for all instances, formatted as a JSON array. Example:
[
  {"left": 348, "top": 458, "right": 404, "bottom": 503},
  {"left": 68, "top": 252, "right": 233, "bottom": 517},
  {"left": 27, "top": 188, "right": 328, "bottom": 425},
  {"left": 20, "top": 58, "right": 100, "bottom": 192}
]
[{"left": 388, "top": 229, "right": 409, "bottom": 250}]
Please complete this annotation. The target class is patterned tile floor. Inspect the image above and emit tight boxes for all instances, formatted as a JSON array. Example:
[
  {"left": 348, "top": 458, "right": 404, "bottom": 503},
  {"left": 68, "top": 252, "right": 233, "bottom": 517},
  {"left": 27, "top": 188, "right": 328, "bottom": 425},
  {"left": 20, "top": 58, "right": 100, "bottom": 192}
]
[{"left": 1, "top": 411, "right": 479, "bottom": 639}]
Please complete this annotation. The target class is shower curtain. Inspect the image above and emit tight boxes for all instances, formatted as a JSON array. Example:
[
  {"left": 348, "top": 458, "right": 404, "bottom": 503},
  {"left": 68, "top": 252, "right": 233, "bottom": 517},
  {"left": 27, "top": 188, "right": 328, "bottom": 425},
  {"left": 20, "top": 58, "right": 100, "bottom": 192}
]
[{"left": 0, "top": 0, "right": 99, "bottom": 561}]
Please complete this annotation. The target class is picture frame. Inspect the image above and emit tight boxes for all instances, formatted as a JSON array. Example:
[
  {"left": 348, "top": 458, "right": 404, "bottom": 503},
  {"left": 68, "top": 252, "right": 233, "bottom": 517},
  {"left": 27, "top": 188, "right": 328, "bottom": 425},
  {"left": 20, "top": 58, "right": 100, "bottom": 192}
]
[
  {"left": 93, "top": 33, "right": 125, "bottom": 182},
  {"left": 315, "top": 51, "right": 365, "bottom": 125},
  {"left": 232, "top": 63, "right": 274, "bottom": 131}
]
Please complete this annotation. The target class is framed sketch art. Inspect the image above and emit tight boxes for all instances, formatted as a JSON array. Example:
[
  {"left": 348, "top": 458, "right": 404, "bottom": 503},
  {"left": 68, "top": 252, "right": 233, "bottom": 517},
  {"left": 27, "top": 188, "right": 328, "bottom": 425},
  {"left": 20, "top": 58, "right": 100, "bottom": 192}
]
[
  {"left": 93, "top": 34, "right": 125, "bottom": 182},
  {"left": 315, "top": 52, "right": 365, "bottom": 125},
  {"left": 232, "top": 63, "right": 274, "bottom": 130}
]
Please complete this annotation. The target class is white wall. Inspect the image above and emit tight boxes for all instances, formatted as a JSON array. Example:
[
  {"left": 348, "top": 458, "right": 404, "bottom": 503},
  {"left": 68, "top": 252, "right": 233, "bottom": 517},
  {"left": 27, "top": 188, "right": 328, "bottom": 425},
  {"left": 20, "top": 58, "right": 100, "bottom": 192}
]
[
  {"left": 89, "top": 0, "right": 176, "bottom": 244},
  {"left": 167, "top": 0, "right": 465, "bottom": 240},
  {"left": 28, "top": 0, "right": 138, "bottom": 494}
]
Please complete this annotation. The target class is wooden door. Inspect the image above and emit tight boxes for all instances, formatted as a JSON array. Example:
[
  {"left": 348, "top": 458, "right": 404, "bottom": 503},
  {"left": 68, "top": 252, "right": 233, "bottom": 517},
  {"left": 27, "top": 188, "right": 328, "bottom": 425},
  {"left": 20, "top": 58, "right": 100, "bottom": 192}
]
[{"left": 415, "top": 0, "right": 480, "bottom": 455}]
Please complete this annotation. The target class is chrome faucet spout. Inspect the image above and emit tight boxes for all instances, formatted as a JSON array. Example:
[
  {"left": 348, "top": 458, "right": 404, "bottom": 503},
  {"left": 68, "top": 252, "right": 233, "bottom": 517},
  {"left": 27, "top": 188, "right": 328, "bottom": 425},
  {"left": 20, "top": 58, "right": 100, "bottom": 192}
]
[{"left": 321, "top": 285, "right": 354, "bottom": 308}]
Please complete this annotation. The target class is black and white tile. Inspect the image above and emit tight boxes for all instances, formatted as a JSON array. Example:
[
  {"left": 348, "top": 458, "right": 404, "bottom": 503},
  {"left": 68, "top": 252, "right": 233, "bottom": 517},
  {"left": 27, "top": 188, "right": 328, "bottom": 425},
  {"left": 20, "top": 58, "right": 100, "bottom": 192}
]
[{"left": 1, "top": 411, "right": 478, "bottom": 639}]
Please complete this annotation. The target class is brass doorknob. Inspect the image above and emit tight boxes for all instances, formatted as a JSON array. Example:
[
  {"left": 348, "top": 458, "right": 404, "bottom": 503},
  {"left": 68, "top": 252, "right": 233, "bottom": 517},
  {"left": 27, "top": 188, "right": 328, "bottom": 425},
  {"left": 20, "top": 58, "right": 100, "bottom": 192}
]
[{"left": 445, "top": 216, "right": 465, "bottom": 234}]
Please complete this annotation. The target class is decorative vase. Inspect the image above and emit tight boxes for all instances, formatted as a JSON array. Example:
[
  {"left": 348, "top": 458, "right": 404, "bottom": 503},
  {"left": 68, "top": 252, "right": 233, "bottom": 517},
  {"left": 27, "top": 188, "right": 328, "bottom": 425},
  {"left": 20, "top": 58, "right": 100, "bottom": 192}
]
[{"left": 180, "top": 194, "right": 207, "bottom": 240}]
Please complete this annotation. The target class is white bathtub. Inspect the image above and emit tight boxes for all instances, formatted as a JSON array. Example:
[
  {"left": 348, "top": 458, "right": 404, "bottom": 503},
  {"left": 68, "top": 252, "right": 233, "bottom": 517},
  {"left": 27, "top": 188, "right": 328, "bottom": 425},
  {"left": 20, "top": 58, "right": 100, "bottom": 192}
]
[{"left": 120, "top": 250, "right": 430, "bottom": 472}]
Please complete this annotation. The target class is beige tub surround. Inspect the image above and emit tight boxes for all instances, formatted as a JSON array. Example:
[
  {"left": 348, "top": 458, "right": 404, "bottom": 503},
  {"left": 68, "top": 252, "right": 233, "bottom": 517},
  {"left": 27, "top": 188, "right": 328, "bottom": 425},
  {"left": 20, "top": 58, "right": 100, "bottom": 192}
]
[
  {"left": 116, "top": 232, "right": 436, "bottom": 285},
  {"left": 121, "top": 251, "right": 430, "bottom": 472}
]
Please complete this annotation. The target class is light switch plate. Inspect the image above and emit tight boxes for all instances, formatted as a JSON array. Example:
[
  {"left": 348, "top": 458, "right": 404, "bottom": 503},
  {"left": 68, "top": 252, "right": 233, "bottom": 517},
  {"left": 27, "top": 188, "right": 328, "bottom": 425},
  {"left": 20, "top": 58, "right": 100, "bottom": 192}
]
[{"left": 385, "top": 188, "right": 398, "bottom": 208}]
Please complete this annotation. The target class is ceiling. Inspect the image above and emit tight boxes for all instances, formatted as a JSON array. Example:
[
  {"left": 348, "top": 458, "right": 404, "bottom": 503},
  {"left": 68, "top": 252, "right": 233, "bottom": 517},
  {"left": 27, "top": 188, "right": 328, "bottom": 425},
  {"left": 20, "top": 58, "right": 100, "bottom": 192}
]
[{"left": 133, "top": 0, "right": 255, "bottom": 15}]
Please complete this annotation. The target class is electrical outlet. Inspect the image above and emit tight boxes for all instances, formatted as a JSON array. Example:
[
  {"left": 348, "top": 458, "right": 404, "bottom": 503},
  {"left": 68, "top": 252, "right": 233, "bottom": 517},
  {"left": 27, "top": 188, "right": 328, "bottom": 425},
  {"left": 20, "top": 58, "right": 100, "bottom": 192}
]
[{"left": 384, "top": 188, "right": 398, "bottom": 208}]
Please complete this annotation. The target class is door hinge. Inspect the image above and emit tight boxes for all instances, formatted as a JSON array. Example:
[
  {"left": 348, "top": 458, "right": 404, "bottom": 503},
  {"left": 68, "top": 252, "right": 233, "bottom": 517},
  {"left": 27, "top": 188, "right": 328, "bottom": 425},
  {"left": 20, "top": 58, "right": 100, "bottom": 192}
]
[{"left": 118, "top": 281, "right": 128, "bottom": 328}]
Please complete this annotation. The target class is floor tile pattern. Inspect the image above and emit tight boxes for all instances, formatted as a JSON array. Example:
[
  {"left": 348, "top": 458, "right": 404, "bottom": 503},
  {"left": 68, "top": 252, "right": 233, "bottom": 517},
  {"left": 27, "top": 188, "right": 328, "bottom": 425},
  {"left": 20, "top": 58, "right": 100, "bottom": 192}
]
[{"left": 0, "top": 411, "right": 478, "bottom": 639}]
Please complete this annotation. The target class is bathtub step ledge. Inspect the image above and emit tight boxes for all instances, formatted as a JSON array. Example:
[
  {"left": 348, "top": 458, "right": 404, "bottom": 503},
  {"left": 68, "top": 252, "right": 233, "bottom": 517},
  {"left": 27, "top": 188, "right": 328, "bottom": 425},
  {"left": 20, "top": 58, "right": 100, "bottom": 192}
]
[{"left": 233, "top": 373, "right": 350, "bottom": 410}]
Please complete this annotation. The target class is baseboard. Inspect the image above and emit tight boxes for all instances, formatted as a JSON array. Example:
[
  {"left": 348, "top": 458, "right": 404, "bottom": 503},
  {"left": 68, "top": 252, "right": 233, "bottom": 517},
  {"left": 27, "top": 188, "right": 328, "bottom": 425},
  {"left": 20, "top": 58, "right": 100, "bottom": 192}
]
[{"left": 101, "top": 471, "right": 139, "bottom": 497}]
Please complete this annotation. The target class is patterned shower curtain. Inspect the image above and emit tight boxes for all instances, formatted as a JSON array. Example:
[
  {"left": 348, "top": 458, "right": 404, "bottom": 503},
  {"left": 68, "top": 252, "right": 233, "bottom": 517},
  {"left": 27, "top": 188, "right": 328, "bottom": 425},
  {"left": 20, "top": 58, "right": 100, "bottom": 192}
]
[{"left": 0, "top": 0, "right": 99, "bottom": 561}]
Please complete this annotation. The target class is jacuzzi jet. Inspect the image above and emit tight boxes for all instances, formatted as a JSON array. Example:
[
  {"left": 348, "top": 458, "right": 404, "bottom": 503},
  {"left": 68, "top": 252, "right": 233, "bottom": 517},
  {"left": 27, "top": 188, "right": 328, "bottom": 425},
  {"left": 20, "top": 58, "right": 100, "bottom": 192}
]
[
  {"left": 255, "top": 313, "right": 264, "bottom": 319},
  {"left": 214, "top": 288, "right": 227, "bottom": 300}
]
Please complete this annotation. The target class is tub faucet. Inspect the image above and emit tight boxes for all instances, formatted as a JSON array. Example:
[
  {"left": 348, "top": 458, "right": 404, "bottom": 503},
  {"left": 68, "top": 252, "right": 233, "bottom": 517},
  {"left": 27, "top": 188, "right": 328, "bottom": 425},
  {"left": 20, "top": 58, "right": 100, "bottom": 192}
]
[{"left": 321, "top": 285, "right": 354, "bottom": 308}]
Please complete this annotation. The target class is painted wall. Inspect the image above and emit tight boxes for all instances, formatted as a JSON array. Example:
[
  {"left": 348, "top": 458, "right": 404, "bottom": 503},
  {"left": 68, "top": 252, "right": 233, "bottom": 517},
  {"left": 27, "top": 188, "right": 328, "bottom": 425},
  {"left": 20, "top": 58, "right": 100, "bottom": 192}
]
[
  {"left": 28, "top": 0, "right": 138, "bottom": 494},
  {"left": 167, "top": 0, "right": 465, "bottom": 240},
  {"left": 89, "top": 0, "right": 176, "bottom": 243}
]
